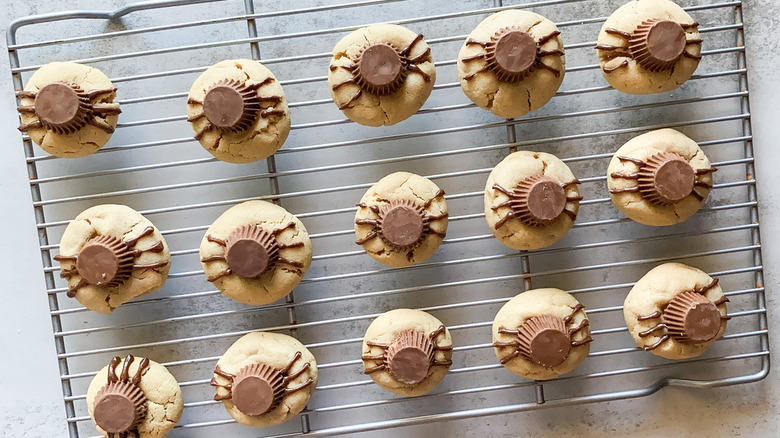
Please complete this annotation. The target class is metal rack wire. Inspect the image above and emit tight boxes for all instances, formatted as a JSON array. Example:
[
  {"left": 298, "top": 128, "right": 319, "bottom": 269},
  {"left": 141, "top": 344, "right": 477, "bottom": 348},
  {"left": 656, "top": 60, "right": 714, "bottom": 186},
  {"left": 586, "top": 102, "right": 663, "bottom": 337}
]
[{"left": 6, "top": 0, "right": 768, "bottom": 437}]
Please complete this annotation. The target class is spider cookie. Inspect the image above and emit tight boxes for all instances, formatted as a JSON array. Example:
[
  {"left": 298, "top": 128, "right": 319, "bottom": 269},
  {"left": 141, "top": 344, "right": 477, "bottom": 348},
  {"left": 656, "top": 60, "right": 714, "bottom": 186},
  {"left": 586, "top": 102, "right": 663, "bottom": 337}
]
[
  {"left": 596, "top": 0, "right": 702, "bottom": 94},
  {"left": 17, "top": 62, "right": 120, "bottom": 158},
  {"left": 86, "top": 355, "right": 183, "bottom": 438},
  {"left": 355, "top": 172, "right": 447, "bottom": 268},
  {"left": 458, "top": 10, "right": 565, "bottom": 118},
  {"left": 187, "top": 59, "right": 290, "bottom": 163},
  {"left": 328, "top": 24, "right": 435, "bottom": 126},
  {"left": 362, "top": 309, "right": 453, "bottom": 396},
  {"left": 211, "top": 332, "right": 317, "bottom": 428},
  {"left": 624, "top": 263, "right": 729, "bottom": 359},
  {"left": 485, "top": 151, "right": 581, "bottom": 250},
  {"left": 492, "top": 288, "right": 592, "bottom": 380},
  {"left": 55, "top": 205, "right": 170, "bottom": 314},
  {"left": 200, "top": 200, "right": 312, "bottom": 305},
  {"left": 607, "top": 128, "right": 715, "bottom": 226}
]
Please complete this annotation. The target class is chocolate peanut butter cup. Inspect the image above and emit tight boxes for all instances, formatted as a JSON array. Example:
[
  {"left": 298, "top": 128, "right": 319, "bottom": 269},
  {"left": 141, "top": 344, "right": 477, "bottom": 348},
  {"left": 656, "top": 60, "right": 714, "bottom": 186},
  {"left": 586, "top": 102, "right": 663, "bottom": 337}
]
[
  {"left": 485, "top": 27, "right": 538, "bottom": 82},
  {"left": 663, "top": 291, "right": 722, "bottom": 343},
  {"left": 93, "top": 381, "right": 147, "bottom": 434},
  {"left": 32, "top": 81, "right": 91, "bottom": 134},
  {"left": 377, "top": 200, "right": 428, "bottom": 249},
  {"left": 231, "top": 363, "right": 286, "bottom": 416},
  {"left": 203, "top": 79, "right": 262, "bottom": 132},
  {"left": 77, "top": 235, "right": 134, "bottom": 287},
  {"left": 354, "top": 42, "right": 406, "bottom": 96},
  {"left": 630, "top": 19, "right": 687, "bottom": 72},
  {"left": 513, "top": 175, "right": 568, "bottom": 227},
  {"left": 637, "top": 152, "right": 695, "bottom": 205},
  {"left": 224, "top": 224, "right": 280, "bottom": 278},
  {"left": 517, "top": 314, "right": 571, "bottom": 367},
  {"left": 386, "top": 330, "right": 435, "bottom": 385}
]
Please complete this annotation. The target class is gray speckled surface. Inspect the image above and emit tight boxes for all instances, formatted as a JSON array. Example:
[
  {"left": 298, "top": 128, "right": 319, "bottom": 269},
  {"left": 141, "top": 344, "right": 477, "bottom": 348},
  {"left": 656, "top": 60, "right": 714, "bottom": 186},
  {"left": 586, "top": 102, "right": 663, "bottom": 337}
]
[{"left": 0, "top": 0, "right": 777, "bottom": 437}]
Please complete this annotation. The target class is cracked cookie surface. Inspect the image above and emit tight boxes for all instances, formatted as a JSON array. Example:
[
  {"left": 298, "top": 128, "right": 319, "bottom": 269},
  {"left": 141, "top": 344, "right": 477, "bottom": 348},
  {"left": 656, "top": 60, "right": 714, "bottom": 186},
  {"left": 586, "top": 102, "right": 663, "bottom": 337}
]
[
  {"left": 484, "top": 151, "right": 580, "bottom": 250},
  {"left": 492, "top": 288, "right": 591, "bottom": 380},
  {"left": 56, "top": 204, "right": 171, "bottom": 314},
  {"left": 355, "top": 171, "right": 447, "bottom": 267},
  {"left": 328, "top": 24, "right": 436, "bottom": 127},
  {"left": 457, "top": 10, "right": 565, "bottom": 119},
  {"left": 597, "top": 0, "right": 701, "bottom": 94},
  {"left": 187, "top": 59, "right": 290, "bottom": 163},
  {"left": 362, "top": 309, "right": 452, "bottom": 396},
  {"left": 200, "top": 200, "right": 312, "bottom": 305},
  {"left": 87, "top": 358, "right": 183, "bottom": 438},
  {"left": 607, "top": 128, "right": 712, "bottom": 226},
  {"left": 19, "top": 62, "right": 119, "bottom": 158},
  {"left": 213, "top": 332, "right": 318, "bottom": 428},
  {"left": 623, "top": 263, "right": 728, "bottom": 359}
]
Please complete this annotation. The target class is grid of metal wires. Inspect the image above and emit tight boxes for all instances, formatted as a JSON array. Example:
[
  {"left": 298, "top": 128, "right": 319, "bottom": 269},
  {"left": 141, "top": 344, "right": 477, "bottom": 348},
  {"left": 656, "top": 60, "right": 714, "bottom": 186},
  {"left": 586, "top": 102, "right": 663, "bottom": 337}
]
[{"left": 7, "top": 0, "right": 769, "bottom": 436}]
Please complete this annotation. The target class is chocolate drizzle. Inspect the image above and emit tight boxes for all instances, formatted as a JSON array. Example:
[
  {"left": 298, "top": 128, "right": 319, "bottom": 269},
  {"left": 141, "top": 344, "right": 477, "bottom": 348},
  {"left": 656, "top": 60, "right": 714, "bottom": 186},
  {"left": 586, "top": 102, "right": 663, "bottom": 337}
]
[
  {"left": 330, "top": 33, "right": 431, "bottom": 107},
  {"left": 94, "top": 355, "right": 150, "bottom": 437},
  {"left": 491, "top": 176, "right": 581, "bottom": 229},
  {"left": 609, "top": 153, "right": 715, "bottom": 204},
  {"left": 211, "top": 351, "right": 313, "bottom": 415},
  {"left": 355, "top": 190, "right": 447, "bottom": 250},
  {"left": 493, "top": 304, "right": 592, "bottom": 367},
  {"left": 202, "top": 222, "right": 305, "bottom": 283},
  {"left": 461, "top": 26, "right": 563, "bottom": 82},
  {"left": 636, "top": 277, "right": 729, "bottom": 351},
  {"left": 55, "top": 227, "right": 167, "bottom": 298},
  {"left": 362, "top": 325, "right": 452, "bottom": 382},
  {"left": 16, "top": 81, "right": 120, "bottom": 134}
]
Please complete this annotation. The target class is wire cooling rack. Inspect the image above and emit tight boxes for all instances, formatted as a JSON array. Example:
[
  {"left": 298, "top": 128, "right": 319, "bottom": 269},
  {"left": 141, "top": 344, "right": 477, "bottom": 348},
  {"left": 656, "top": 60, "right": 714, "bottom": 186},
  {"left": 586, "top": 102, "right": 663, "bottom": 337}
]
[{"left": 7, "top": 0, "right": 769, "bottom": 436}]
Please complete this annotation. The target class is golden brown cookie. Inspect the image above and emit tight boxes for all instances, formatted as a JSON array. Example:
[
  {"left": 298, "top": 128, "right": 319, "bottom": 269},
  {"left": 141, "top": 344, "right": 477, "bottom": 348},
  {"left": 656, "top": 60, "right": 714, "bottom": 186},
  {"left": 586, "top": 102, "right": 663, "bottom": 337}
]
[
  {"left": 328, "top": 24, "right": 436, "bottom": 126},
  {"left": 607, "top": 128, "right": 715, "bottom": 226},
  {"left": 362, "top": 309, "right": 453, "bottom": 396},
  {"left": 484, "top": 151, "right": 581, "bottom": 250},
  {"left": 17, "top": 62, "right": 120, "bottom": 158},
  {"left": 211, "top": 332, "right": 317, "bottom": 428},
  {"left": 187, "top": 59, "right": 290, "bottom": 163},
  {"left": 458, "top": 10, "right": 565, "bottom": 118},
  {"left": 355, "top": 172, "right": 448, "bottom": 267},
  {"left": 200, "top": 200, "right": 312, "bottom": 305},
  {"left": 86, "top": 355, "right": 182, "bottom": 438},
  {"left": 55, "top": 204, "right": 170, "bottom": 314},
  {"left": 596, "top": 0, "right": 702, "bottom": 94},
  {"left": 492, "top": 288, "right": 592, "bottom": 380},
  {"left": 624, "top": 263, "right": 729, "bottom": 359}
]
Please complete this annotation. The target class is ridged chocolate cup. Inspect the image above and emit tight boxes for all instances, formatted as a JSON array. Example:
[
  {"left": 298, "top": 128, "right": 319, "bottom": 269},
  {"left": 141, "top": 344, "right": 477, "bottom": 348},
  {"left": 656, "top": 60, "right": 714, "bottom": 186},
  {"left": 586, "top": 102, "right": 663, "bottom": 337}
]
[
  {"left": 33, "top": 81, "right": 91, "bottom": 134},
  {"left": 225, "top": 225, "right": 279, "bottom": 278},
  {"left": 513, "top": 175, "right": 567, "bottom": 227},
  {"left": 630, "top": 19, "right": 687, "bottom": 72},
  {"left": 377, "top": 200, "right": 428, "bottom": 250},
  {"left": 77, "top": 235, "right": 133, "bottom": 287},
  {"left": 485, "top": 27, "right": 538, "bottom": 82},
  {"left": 203, "top": 79, "right": 261, "bottom": 132},
  {"left": 664, "top": 291, "right": 722, "bottom": 343},
  {"left": 231, "top": 363, "right": 285, "bottom": 416},
  {"left": 387, "top": 330, "right": 434, "bottom": 384},
  {"left": 637, "top": 152, "right": 696, "bottom": 205},
  {"left": 93, "top": 381, "right": 147, "bottom": 434},
  {"left": 354, "top": 42, "right": 406, "bottom": 96},
  {"left": 517, "top": 314, "right": 571, "bottom": 367}
]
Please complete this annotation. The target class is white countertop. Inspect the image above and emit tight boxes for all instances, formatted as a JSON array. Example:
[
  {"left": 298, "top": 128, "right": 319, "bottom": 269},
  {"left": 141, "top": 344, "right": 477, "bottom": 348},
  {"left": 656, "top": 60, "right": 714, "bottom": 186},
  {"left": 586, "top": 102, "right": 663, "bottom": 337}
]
[{"left": 0, "top": 0, "right": 777, "bottom": 437}]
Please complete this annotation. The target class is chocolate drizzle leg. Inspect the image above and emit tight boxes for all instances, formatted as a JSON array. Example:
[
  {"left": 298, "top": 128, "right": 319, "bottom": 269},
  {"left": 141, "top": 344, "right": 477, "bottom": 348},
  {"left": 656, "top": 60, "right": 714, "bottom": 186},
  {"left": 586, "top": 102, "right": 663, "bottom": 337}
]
[
  {"left": 93, "top": 355, "right": 150, "bottom": 437},
  {"left": 54, "top": 226, "right": 166, "bottom": 298},
  {"left": 635, "top": 277, "right": 729, "bottom": 351},
  {"left": 201, "top": 222, "right": 305, "bottom": 282},
  {"left": 355, "top": 189, "right": 447, "bottom": 250},
  {"left": 210, "top": 352, "right": 313, "bottom": 415}
]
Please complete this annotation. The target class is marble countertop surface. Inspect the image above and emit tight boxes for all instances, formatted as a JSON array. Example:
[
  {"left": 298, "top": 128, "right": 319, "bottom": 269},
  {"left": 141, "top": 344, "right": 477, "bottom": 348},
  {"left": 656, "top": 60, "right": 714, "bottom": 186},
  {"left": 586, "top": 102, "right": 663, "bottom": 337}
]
[{"left": 0, "top": 1, "right": 777, "bottom": 437}]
